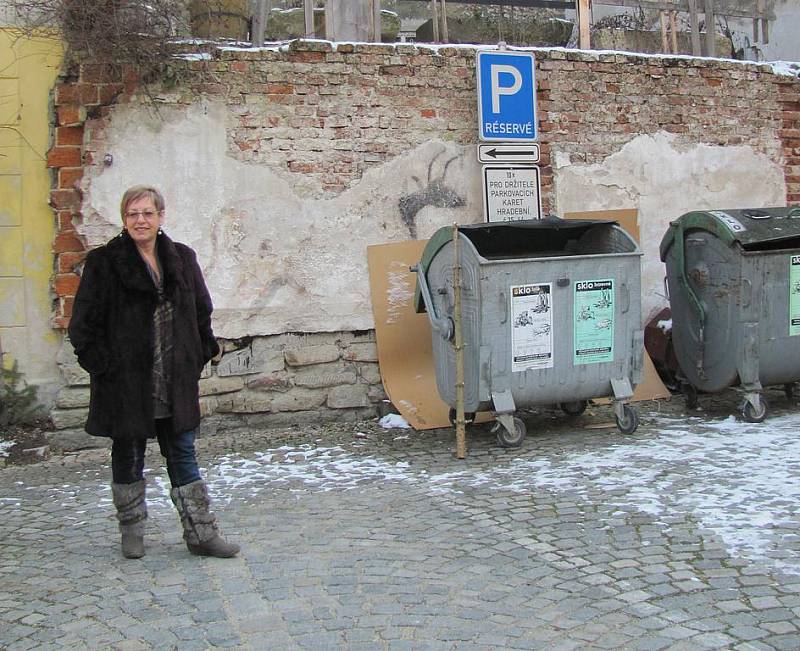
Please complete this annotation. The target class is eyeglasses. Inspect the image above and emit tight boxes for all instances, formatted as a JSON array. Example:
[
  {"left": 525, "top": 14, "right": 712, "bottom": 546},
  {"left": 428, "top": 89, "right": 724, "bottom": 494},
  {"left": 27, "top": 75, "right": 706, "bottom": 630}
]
[{"left": 125, "top": 209, "right": 160, "bottom": 220}]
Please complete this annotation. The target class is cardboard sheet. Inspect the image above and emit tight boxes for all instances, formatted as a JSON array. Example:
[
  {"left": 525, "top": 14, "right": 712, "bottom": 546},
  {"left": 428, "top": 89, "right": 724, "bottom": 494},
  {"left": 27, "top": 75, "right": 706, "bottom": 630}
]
[{"left": 367, "top": 240, "right": 453, "bottom": 430}]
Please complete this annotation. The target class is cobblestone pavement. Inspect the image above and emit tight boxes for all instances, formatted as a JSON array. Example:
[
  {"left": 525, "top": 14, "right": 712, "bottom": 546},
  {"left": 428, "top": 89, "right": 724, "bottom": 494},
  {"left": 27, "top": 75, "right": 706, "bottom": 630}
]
[{"left": 3, "top": 388, "right": 800, "bottom": 650}]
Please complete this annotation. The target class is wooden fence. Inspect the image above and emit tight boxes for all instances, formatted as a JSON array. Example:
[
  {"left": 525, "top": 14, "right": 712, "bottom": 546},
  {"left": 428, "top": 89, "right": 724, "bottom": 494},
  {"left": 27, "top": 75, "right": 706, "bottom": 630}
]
[{"left": 247, "top": 0, "right": 774, "bottom": 57}]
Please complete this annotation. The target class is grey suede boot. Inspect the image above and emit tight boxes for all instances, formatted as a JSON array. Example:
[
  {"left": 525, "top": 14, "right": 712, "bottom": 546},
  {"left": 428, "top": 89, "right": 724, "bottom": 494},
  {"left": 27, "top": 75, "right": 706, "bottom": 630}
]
[
  {"left": 111, "top": 480, "right": 147, "bottom": 559},
  {"left": 170, "top": 480, "right": 239, "bottom": 558}
]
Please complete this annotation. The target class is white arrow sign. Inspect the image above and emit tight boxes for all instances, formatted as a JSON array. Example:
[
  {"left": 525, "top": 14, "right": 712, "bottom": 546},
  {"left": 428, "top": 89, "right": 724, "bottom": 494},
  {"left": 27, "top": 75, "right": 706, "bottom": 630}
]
[{"left": 478, "top": 143, "right": 540, "bottom": 164}]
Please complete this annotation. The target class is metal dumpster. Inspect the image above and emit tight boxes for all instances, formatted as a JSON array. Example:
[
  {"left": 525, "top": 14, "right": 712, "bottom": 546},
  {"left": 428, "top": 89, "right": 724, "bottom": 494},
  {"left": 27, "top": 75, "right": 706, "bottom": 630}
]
[
  {"left": 660, "top": 207, "right": 800, "bottom": 422},
  {"left": 413, "top": 217, "right": 644, "bottom": 447}
]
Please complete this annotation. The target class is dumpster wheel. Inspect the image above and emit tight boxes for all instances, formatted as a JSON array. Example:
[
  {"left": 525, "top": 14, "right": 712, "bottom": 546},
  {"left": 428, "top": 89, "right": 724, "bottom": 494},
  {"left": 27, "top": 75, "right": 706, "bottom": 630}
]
[
  {"left": 742, "top": 397, "right": 768, "bottom": 423},
  {"left": 560, "top": 400, "right": 588, "bottom": 417},
  {"left": 496, "top": 417, "right": 526, "bottom": 448},
  {"left": 615, "top": 405, "right": 638, "bottom": 435}
]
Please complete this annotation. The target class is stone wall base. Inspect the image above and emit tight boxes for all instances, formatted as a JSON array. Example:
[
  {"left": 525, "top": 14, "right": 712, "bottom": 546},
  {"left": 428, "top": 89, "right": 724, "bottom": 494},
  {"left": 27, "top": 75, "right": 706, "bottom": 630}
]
[{"left": 51, "top": 329, "right": 387, "bottom": 448}]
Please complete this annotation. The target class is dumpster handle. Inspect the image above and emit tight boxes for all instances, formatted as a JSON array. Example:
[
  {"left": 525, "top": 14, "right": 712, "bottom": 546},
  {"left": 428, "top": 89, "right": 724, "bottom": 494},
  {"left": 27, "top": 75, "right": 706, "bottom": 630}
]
[
  {"left": 621, "top": 282, "right": 630, "bottom": 314},
  {"left": 669, "top": 219, "right": 707, "bottom": 379},
  {"left": 411, "top": 264, "right": 454, "bottom": 341},
  {"left": 671, "top": 222, "right": 706, "bottom": 329}
]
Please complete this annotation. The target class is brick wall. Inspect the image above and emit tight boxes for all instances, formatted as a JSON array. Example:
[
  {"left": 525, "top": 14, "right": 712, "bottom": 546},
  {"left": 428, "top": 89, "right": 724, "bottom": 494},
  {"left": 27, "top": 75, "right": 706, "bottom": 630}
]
[
  {"left": 778, "top": 76, "right": 800, "bottom": 204},
  {"left": 48, "top": 63, "right": 138, "bottom": 329},
  {"left": 46, "top": 41, "right": 800, "bottom": 436},
  {"left": 49, "top": 43, "right": 800, "bottom": 329}
]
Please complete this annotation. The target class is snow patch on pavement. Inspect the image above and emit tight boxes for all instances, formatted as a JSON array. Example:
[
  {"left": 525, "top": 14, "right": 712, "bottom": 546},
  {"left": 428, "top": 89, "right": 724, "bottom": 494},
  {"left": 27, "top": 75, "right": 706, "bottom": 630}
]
[
  {"left": 427, "top": 413, "right": 800, "bottom": 574},
  {"left": 0, "top": 439, "right": 14, "bottom": 458},
  {"left": 192, "top": 413, "right": 800, "bottom": 574},
  {"left": 205, "top": 445, "right": 417, "bottom": 501}
]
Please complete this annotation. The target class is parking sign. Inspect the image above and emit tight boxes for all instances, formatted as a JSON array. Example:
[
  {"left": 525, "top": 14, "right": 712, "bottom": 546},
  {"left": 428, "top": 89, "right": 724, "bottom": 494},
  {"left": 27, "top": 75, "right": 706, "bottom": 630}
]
[{"left": 477, "top": 50, "right": 537, "bottom": 142}]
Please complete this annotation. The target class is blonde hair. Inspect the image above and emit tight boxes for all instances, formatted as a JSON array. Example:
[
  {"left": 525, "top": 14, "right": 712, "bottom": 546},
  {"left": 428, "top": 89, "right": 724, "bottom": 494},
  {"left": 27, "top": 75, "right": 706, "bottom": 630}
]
[{"left": 120, "top": 185, "right": 165, "bottom": 222}]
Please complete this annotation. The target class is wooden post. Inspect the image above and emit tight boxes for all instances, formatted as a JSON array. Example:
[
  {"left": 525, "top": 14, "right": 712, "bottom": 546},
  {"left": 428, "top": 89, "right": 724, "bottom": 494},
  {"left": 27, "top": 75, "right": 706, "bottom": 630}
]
[
  {"left": 324, "top": 1, "right": 334, "bottom": 40},
  {"left": 452, "top": 224, "right": 467, "bottom": 460},
  {"left": 372, "top": 0, "right": 381, "bottom": 42},
  {"left": 304, "top": 0, "right": 314, "bottom": 38},
  {"left": 440, "top": 0, "right": 449, "bottom": 44},
  {"left": 704, "top": 0, "right": 716, "bottom": 57},
  {"left": 660, "top": 11, "right": 669, "bottom": 53},
  {"left": 576, "top": 0, "right": 591, "bottom": 50},
  {"left": 688, "top": 0, "right": 701, "bottom": 56},
  {"left": 250, "top": 0, "right": 269, "bottom": 47},
  {"left": 757, "top": 0, "right": 769, "bottom": 44},
  {"left": 669, "top": 10, "right": 678, "bottom": 54},
  {"left": 430, "top": 0, "right": 440, "bottom": 43}
]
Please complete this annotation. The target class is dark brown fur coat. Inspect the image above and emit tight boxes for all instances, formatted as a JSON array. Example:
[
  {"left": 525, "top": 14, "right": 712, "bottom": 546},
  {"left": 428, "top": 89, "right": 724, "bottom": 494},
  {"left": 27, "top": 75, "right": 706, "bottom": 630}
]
[{"left": 68, "top": 231, "right": 219, "bottom": 439}]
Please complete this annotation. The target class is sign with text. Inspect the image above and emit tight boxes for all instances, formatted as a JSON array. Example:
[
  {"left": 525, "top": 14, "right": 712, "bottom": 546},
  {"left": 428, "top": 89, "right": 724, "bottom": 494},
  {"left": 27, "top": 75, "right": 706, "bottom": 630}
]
[
  {"left": 482, "top": 165, "right": 542, "bottom": 222},
  {"left": 476, "top": 50, "right": 538, "bottom": 142}
]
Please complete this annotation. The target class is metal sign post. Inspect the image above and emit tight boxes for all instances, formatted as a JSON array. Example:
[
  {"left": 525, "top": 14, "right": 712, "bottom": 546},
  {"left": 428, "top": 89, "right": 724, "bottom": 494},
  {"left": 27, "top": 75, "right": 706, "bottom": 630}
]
[{"left": 476, "top": 48, "right": 542, "bottom": 222}]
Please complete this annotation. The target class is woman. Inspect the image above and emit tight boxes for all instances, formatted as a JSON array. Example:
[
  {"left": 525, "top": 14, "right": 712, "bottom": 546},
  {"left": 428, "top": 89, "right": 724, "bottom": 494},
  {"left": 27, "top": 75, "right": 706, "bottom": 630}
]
[{"left": 68, "top": 185, "right": 239, "bottom": 559}]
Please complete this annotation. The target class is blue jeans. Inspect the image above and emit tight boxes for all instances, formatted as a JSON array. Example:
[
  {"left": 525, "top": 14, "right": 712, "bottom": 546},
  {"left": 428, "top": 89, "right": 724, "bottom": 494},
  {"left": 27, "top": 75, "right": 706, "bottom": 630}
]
[{"left": 111, "top": 419, "right": 202, "bottom": 488}]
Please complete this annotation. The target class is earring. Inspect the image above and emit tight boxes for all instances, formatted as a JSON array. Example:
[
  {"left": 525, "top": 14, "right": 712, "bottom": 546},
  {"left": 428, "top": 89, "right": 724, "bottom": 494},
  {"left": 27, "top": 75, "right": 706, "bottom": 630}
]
[{"left": 158, "top": 227, "right": 163, "bottom": 235}]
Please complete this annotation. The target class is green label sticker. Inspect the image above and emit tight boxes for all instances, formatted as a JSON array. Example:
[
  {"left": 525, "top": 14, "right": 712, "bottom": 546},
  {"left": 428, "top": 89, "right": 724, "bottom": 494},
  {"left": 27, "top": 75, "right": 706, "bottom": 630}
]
[
  {"left": 574, "top": 279, "right": 614, "bottom": 365},
  {"left": 790, "top": 255, "right": 800, "bottom": 336}
]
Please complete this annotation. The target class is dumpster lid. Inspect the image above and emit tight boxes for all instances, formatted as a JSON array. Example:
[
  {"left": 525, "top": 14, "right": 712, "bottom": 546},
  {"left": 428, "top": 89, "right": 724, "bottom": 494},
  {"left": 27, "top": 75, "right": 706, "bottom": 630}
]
[
  {"left": 660, "top": 207, "right": 800, "bottom": 259},
  {"left": 414, "top": 217, "right": 618, "bottom": 313}
]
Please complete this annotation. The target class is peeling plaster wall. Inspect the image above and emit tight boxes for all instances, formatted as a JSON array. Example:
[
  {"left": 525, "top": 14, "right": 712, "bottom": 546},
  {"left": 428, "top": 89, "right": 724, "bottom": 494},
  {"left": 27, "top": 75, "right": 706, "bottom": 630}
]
[
  {"left": 82, "top": 101, "right": 482, "bottom": 338},
  {"left": 56, "top": 42, "right": 798, "bottom": 345},
  {"left": 44, "top": 42, "right": 800, "bottom": 432},
  {"left": 554, "top": 132, "right": 786, "bottom": 320}
]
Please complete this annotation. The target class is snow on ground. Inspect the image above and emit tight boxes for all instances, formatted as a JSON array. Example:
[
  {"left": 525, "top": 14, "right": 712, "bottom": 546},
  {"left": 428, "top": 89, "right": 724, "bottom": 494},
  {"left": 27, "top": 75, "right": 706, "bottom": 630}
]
[
  {"left": 6, "top": 410, "right": 800, "bottom": 575},
  {"left": 425, "top": 414, "right": 800, "bottom": 574},
  {"left": 0, "top": 439, "right": 13, "bottom": 458},
  {"left": 192, "top": 413, "right": 800, "bottom": 575}
]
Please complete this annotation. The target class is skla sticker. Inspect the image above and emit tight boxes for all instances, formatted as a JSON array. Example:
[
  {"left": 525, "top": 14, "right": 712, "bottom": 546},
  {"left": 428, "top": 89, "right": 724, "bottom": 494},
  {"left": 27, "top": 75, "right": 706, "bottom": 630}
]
[{"left": 710, "top": 210, "right": 746, "bottom": 233}]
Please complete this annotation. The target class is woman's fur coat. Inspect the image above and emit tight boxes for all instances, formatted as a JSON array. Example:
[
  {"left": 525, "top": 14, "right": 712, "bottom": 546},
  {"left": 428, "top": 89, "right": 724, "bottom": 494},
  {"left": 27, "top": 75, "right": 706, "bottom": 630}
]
[{"left": 68, "top": 231, "right": 220, "bottom": 439}]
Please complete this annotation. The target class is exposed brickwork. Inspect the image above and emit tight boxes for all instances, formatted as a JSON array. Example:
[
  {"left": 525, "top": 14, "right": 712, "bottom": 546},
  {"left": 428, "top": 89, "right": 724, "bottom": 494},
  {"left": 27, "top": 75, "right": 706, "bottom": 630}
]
[
  {"left": 777, "top": 78, "right": 800, "bottom": 204},
  {"left": 47, "top": 41, "right": 799, "bottom": 356},
  {"left": 47, "top": 64, "right": 136, "bottom": 328}
]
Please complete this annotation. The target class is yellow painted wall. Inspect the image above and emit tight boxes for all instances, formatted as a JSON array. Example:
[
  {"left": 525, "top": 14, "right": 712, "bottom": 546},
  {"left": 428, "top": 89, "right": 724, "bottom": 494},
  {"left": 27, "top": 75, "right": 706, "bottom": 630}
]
[{"left": 0, "top": 29, "right": 64, "bottom": 404}]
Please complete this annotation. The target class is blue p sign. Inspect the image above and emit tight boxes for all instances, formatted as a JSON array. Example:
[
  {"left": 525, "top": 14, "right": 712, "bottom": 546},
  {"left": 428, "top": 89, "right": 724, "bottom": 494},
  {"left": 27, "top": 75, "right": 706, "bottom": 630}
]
[{"left": 477, "top": 50, "right": 537, "bottom": 142}]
